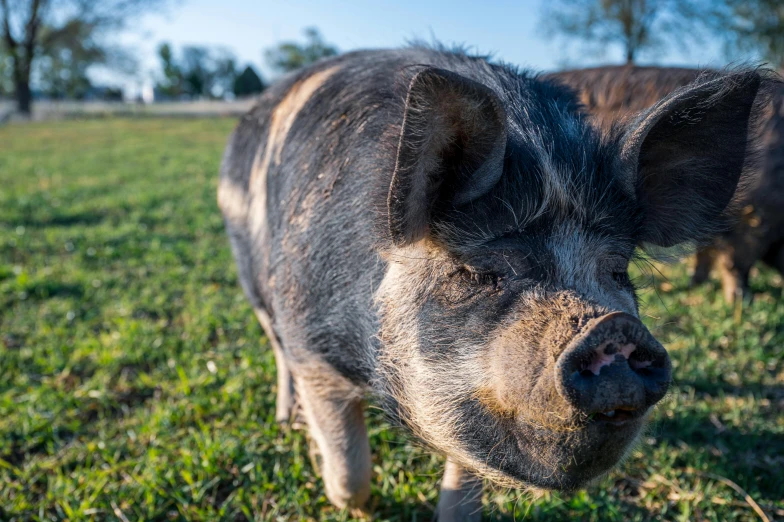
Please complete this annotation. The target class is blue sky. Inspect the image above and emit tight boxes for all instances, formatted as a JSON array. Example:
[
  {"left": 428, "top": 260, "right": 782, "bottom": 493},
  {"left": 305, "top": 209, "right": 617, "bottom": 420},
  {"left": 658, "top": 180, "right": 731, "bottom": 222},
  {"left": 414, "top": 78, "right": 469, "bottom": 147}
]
[{"left": 114, "top": 0, "right": 732, "bottom": 95}]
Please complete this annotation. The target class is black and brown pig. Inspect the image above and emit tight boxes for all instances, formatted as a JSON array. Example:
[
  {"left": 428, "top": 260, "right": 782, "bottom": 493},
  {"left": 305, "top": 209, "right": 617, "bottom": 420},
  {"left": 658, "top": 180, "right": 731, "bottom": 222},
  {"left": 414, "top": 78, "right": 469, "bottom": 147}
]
[
  {"left": 218, "top": 47, "right": 773, "bottom": 520},
  {"left": 550, "top": 65, "right": 784, "bottom": 303}
]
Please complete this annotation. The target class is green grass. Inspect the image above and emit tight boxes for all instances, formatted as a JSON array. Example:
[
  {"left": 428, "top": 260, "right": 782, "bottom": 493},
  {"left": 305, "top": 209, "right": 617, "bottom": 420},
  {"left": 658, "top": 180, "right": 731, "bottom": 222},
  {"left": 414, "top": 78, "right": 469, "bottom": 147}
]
[{"left": 1, "top": 118, "right": 782, "bottom": 521}]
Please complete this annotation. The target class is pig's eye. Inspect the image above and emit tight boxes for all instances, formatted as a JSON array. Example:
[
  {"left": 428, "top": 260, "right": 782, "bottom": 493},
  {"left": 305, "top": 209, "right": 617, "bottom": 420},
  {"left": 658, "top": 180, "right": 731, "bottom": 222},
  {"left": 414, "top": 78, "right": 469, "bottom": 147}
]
[{"left": 457, "top": 266, "right": 499, "bottom": 287}]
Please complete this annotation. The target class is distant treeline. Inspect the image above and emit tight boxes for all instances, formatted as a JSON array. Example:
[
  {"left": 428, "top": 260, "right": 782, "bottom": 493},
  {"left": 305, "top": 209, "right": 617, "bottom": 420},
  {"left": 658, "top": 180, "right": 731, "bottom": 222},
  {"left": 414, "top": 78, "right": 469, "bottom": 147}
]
[
  {"left": 0, "top": 0, "right": 339, "bottom": 114},
  {"left": 1, "top": 0, "right": 782, "bottom": 115},
  {"left": 153, "top": 28, "right": 338, "bottom": 101}
]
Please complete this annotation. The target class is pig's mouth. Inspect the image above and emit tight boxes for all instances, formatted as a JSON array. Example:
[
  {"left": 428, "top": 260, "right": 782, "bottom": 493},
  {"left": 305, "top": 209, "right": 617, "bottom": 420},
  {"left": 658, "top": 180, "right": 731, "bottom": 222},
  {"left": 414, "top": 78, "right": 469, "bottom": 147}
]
[
  {"left": 489, "top": 405, "right": 651, "bottom": 491},
  {"left": 478, "top": 311, "right": 670, "bottom": 490},
  {"left": 455, "top": 399, "right": 652, "bottom": 493}
]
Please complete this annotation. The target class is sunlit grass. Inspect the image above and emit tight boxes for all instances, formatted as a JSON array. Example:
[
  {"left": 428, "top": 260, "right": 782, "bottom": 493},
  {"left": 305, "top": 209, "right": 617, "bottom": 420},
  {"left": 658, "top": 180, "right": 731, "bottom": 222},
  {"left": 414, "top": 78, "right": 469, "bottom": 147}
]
[{"left": 1, "top": 118, "right": 782, "bottom": 521}]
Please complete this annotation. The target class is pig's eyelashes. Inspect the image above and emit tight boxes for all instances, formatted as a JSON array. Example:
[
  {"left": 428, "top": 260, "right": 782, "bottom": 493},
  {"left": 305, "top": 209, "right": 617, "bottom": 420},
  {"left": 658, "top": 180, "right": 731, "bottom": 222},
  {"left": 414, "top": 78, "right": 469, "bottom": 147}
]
[
  {"left": 456, "top": 266, "right": 500, "bottom": 288},
  {"left": 439, "top": 266, "right": 502, "bottom": 305}
]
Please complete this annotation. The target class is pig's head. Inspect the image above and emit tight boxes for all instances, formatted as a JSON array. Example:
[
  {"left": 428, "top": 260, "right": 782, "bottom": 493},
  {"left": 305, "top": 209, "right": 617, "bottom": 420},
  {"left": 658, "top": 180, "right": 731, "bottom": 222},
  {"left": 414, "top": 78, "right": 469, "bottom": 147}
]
[{"left": 375, "top": 66, "right": 768, "bottom": 490}]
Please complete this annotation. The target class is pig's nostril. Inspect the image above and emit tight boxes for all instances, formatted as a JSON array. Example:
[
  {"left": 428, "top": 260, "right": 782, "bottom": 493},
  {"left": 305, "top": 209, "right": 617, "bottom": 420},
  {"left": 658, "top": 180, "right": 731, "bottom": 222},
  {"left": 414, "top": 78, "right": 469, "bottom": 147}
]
[
  {"left": 630, "top": 359, "right": 652, "bottom": 370},
  {"left": 629, "top": 357, "right": 655, "bottom": 377},
  {"left": 628, "top": 345, "right": 670, "bottom": 381}
]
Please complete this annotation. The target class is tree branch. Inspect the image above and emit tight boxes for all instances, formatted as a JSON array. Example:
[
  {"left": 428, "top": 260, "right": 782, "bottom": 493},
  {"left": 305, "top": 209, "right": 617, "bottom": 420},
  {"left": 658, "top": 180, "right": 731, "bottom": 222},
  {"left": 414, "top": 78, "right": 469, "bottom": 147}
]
[
  {"left": 0, "top": 0, "right": 18, "bottom": 51},
  {"left": 23, "top": 0, "right": 43, "bottom": 53}
]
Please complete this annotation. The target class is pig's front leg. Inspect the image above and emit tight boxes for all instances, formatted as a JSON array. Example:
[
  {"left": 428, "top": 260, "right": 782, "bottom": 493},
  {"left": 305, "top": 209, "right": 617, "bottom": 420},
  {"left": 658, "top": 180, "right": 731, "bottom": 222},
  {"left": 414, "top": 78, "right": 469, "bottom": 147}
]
[
  {"left": 435, "top": 459, "right": 483, "bottom": 522},
  {"left": 271, "top": 342, "right": 295, "bottom": 423},
  {"left": 295, "top": 367, "right": 371, "bottom": 511},
  {"left": 254, "top": 309, "right": 295, "bottom": 423}
]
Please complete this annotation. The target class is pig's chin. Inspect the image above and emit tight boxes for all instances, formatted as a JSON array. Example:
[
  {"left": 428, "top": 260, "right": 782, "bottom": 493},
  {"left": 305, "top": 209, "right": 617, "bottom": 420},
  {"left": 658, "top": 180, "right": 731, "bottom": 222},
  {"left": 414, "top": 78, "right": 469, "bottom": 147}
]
[
  {"left": 516, "top": 414, "right": 647, "bottom": 491},
  {"left": 459, "top": 405, "right": 649, "bottom": 492}
]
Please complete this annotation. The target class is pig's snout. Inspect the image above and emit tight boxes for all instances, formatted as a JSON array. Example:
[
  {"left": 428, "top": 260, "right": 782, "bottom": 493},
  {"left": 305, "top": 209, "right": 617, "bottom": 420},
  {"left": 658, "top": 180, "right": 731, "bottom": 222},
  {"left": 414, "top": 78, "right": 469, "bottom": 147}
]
[{"left": 555, "top": 312, "right": 671, "bottom": 418}]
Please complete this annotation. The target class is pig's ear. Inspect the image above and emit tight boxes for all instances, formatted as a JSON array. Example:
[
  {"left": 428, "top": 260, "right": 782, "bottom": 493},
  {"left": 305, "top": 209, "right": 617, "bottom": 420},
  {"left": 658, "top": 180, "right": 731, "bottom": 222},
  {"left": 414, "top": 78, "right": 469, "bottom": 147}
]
[
  {"left": 388, "top": 67, "right": 507, "bottom": 245},
  {"left": 620, "top": 71, "right": 764, "bottom": 247}
]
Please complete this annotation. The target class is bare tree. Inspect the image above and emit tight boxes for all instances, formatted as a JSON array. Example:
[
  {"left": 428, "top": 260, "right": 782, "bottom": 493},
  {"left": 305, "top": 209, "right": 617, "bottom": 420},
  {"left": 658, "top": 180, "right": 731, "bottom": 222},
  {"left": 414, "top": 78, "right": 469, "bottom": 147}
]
[
  {"left": 541, "top": 0, "right": 712, "bottom": 65},
  {"left": 0, "top": 0, "right": 166, "bottom": 115}
]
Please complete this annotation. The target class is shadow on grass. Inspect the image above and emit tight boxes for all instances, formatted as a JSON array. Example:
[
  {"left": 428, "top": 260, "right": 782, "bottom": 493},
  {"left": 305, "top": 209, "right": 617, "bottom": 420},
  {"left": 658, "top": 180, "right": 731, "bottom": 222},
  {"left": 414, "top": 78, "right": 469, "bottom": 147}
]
[
  {"left": 1, "top": 424, "right": 77, "bottom": 467},
  {"left": 371, "top": 498, "right": 434, "bottom": 522},
  {"left": 14, "top": 211, "right": 106, "bottom": 228},
  {"left": 21, "top": 280, "right": 85, "bottom": 300},
  {"left": 650, "top": 409, "right": 784, "bottom": 502},
  {"left": 1, "top": 384, "right": 159, "bottom": 468}
]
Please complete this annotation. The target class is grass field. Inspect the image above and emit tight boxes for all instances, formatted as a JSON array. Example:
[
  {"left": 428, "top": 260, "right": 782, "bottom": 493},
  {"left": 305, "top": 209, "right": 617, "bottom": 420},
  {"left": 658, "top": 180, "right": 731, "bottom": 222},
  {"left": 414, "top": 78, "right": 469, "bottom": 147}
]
[{"left": 1, "top": 118, "right": 782, "bottom": 521}]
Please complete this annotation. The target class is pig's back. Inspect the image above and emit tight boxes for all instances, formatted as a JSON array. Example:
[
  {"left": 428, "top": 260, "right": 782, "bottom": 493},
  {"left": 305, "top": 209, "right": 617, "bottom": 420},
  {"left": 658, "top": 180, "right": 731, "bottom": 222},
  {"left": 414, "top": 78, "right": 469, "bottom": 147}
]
[{"left": 548, "top": 66, "right": 702, "bottom": 132}]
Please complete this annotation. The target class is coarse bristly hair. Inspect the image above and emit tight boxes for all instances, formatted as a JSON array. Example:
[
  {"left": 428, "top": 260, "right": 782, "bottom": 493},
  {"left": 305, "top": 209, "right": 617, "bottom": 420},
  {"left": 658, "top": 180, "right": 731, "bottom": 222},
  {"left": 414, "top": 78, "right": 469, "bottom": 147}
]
[
  {"left": 376, "top": 46, "right": 642, "bottom": 254},
  {"left": 380, "top": 53, "right": 779, "bottom": 263},
  {"left": 370, "top": 48, "right": 778, "bottom": 487},
  {"left": 220, "top": 41, "right": 780, "bottom": 497}
]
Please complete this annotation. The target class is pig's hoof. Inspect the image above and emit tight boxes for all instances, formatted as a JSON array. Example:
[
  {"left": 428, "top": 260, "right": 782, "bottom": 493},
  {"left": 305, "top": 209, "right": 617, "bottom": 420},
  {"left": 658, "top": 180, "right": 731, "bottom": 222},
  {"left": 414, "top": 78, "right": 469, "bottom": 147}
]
[
  {"left": 434, "top": 488, "right": 483, "bottom": 521},
  {"left": 275, "top": 401, "right": 298, "bottom": 426},
  {"left": 324, "top": 475, "right": 371, "bottom": 511},
  {"left": 274, "top": 407, "right": 292, "bottom": 424},
  {"left": 304, "top": 431, "right": 371, "bottom": 511},
  {"left": 433, "top": 500, "right": 483, "bottom": 522},
  {"left": 275, "top": 386, "right": 296, "bottom": 424}
]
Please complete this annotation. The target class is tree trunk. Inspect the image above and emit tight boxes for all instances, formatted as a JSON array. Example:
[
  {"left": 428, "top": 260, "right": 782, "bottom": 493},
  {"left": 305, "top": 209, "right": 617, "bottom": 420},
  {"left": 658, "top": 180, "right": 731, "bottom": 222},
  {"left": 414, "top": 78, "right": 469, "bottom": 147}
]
[
  {"left": 1, "top": 0, "right": 42, "bottom": 116},
  {"left": 10, "top": 54, "right": 33, "bottom": 115},
  {"left": 16, "top": 77, "right": 32, "bottom": 115},
  {"left": 625, "top": 46, "right": 635, "bottom": 65}
]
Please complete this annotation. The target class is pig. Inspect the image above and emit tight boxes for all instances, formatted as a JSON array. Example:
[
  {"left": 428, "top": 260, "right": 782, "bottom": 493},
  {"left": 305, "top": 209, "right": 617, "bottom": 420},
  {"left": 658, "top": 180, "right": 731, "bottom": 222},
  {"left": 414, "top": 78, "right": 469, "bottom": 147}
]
[
  {"left": 549, "top": 66, "right": 784, "bottom": 303},
  {"left": 217, "top": 47, "right": 772, "bottom": 520}
]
